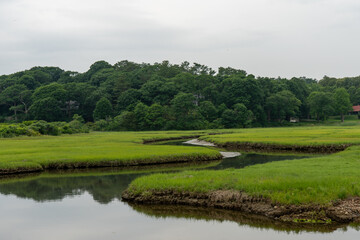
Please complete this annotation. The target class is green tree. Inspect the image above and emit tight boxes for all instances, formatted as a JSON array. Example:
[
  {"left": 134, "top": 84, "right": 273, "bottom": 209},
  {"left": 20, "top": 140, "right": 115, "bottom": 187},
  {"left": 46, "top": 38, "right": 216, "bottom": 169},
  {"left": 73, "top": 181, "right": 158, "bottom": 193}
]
[
  {"left": 171, "top": 93, "right": 196, "bottom": 118},
  {"left": 93, "top": 97, "right": 113, "bottom": 121},
  {"left": 146, "top": 103, "right": 165, "bottom": 130},
  {"left": 90, "top": 68, "right": 115, "bottom": 87},
  {"left": 233, "top": 103, "right": 252, "bottom": 128},
  {"left": 265, "top": 90, "right": 301, "bottom": 122},
  {"left": 31, "top": 69, "right": 53, "bottom": 84},
  {"left": 221, "top": 109, "right": 238, "bottom": 128},
  {"left": 140, "top": 80, "right": 177, "bottom": 105},
  {"left": 217, "top": 67, "right": 246, "bottom": 78},
  {"left": 116, "top": 89, "right": 142, "bottom": 112},
  {"left": 199, "top": 101, "right": 217, "bottom": 122},
  {"left": 170, "top": 93, "right": 205, "bottom": 129},
  {"left": 0, "top": 84, "right": 31, "bottom": 121},
  {"left": 111, "top": 111, "right": 136, "bottom": 130},
  {"left": 64, "top": 83, "right": 96, "bottom": 120},
  {"left": 220, "top": 104, "right": 252, "bottom": 128},
  {"left": 85, "top": 60, "right": 113, "bottom": 80},
  {"left": 333, "top": 88, "right": 352, "bottom": 122},
  {"left": 17, "top": 74, "right": 39, "bottom": 89},
  {"left": 221, "top": 76, "right": 264, "bottom": 110},
  {"left": 83, "top": 89, "right": 107, "bottom": 121},
  {"left": 30, "top": 97, "right": 62, "bottom": 121},
  {"left": 307, "top": 91, "right": 334, "bottom": 121},
  {"left": 348, "top": 86, "right": 360, "bottom": 105},
  {"left": 133, "top": 102, "right": 149, "bottom": 130},
  {"left": 30, "top": 83, "right": 67, "bottom": 121},
  {"left": 32, "top": 83, "right": 66, "bottom": 102}
]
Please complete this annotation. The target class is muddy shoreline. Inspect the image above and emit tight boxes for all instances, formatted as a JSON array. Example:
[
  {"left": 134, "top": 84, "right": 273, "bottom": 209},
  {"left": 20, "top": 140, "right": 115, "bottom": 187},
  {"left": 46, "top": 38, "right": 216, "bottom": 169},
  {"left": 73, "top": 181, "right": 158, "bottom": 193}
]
[
  {"left": 142, "top": 135, "right": 201, "bottom": 144},
  {"left": 214, "top": 141, "right": 351, "bottom": 153},
  {"left": 122, "top": 190, "right": 360, "bottom": 224},
  {"left": 0, "top": 153, "right": 222, "bottom": 176}
]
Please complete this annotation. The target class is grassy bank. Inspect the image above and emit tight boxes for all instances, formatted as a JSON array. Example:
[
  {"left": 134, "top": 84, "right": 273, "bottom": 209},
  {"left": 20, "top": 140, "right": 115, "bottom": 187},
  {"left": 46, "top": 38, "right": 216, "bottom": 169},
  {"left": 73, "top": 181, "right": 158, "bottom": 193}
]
[
  {"left": 201, "top": 126, "right": 360, "bottom": 147},
  {"left": 0, "top": 131, "right": 222, "bottom": 174},
  {"left": 126, "top": 145, "right": 360, "bottom": 205},
  {"left": 126, "top": 126, "right": 360, "bottom": 208}
]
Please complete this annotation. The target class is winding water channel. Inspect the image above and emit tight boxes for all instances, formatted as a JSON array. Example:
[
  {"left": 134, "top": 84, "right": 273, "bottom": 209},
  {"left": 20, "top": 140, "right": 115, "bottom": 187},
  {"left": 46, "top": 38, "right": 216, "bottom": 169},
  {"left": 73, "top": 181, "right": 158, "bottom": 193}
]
[{"left": 0, "top": 149, "right": 359, "bottom": 239}]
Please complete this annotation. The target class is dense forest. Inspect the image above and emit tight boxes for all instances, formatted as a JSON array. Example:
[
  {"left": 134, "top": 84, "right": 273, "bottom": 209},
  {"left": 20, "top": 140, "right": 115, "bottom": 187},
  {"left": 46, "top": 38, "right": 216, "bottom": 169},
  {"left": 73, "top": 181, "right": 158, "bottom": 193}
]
[{"left": 0, "top": 60, "right": 358, "bottom": 130}]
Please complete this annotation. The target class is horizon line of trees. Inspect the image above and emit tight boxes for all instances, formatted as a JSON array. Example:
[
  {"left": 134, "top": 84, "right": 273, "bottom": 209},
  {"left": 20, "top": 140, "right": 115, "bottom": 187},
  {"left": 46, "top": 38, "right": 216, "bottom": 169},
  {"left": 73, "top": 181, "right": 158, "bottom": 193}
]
[{"left": 0, "top": 60, "right": 358, "bottom": 130}]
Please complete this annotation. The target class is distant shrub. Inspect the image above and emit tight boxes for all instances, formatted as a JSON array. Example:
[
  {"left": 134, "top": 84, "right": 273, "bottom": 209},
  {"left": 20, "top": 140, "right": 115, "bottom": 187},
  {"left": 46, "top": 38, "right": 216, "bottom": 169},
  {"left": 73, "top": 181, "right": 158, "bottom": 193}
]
[
  {"left": 0, "top": 124, "right": 34, "bottom": 137},
  {"left": 207, "top": 119, "right": 224, "bottom": 129},
  {"left": 94, "top": 119, "right": 110, "bottom": 131},
  {"left": 340, "top": 121, "right": 359, "bottom": 126},
  {"left": 68, "top": 119, "right": 84, "bottom": 131},
  {"left": 0, "top": 116, "right": 89, "bottom": 138},
  {"left": 28, "top": 121, "right": 60, "bottom": 136},
  {"left": 22, "top": 120, "right": 37, "bottom": 126}
]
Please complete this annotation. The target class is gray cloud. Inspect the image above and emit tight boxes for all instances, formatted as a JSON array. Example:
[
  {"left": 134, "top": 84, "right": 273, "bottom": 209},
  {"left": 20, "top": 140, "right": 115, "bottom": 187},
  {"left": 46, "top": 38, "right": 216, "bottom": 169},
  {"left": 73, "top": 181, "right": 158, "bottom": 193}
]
[{"left": 1, "top": 0, "right": 360, "bottom": 79}]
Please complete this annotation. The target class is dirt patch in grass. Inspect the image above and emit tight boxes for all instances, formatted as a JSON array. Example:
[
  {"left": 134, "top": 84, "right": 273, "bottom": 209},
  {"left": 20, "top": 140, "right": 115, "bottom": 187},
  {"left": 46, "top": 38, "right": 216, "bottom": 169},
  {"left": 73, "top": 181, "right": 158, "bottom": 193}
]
[{"left": 122, "top": 189, "right": 360, "bottom": 224}]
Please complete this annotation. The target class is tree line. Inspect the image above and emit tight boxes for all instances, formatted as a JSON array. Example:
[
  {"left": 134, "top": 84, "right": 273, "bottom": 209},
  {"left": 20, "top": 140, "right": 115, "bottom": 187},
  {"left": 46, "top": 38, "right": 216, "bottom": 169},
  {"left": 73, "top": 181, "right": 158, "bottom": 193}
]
[{"left": 0, "top": 60, "right": 358, "bottom": 130}]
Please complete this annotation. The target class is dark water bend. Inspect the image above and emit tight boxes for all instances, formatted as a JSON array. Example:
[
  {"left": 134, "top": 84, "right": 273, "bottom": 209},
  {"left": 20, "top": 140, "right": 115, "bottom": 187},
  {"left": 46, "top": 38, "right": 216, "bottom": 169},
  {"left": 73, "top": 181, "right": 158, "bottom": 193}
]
[{"left": 0, "top": 152, "right": 359, "bottom": 240}]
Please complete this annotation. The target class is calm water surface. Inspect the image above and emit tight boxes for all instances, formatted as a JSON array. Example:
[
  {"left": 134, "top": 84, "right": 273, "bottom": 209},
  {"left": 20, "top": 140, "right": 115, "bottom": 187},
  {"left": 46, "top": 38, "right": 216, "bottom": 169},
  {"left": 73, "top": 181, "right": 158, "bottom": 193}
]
[{"left": 0, "top": 153, "right": 359, "bottom": 240}]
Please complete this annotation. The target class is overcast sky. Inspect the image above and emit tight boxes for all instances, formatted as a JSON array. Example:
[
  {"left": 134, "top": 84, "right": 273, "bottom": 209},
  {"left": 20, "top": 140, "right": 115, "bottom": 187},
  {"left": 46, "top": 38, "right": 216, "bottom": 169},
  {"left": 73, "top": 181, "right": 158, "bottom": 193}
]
[{"left": 1, "top": 0, "right": 360, "bottom": 79}]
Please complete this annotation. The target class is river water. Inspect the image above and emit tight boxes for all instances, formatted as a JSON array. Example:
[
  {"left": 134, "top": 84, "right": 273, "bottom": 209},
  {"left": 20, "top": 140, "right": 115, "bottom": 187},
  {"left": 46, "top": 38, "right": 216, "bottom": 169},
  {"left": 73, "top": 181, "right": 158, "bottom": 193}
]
[{"left": 0, "top": 152, "right": 359, "bottom": 240}]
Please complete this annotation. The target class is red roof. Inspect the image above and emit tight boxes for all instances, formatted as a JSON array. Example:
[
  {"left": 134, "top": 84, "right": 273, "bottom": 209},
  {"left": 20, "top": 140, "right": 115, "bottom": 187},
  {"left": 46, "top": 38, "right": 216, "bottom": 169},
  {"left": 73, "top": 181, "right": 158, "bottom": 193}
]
[{"left": 352, "top": 105, "right": 360, "bottom": 112}]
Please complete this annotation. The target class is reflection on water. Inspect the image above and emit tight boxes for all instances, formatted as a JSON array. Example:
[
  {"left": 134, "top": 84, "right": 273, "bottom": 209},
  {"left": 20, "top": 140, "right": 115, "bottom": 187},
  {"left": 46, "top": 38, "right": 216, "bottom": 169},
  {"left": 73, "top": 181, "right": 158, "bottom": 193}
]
[
  {"left": 0, "top": 172, "right": 137, "bottom": 203},
  {"left": 0, "top": 153, "right": 306, "bottom": 204},
  {"left": 127, "top": 203, "right": 347, "bottom": 233},
  {"left": 209, "top": 153, "right": 309, "bottom": 170},
  {"left": 0, "top": 161, "right": 220, "bottom": 204},
  {"left": 0, "top": 153, "right": 359, "bottom": 239}
]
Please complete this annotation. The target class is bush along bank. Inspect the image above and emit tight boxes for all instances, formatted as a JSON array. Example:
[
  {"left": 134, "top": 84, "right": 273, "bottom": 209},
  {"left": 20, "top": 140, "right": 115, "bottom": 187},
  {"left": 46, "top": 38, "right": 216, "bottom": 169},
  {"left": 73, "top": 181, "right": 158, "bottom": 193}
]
[
  {"left": 0, "top": 115, "right": 89, "bottom": 138},
  {"left": 122, "top": 145, "right": 360, "bottom": 224}
]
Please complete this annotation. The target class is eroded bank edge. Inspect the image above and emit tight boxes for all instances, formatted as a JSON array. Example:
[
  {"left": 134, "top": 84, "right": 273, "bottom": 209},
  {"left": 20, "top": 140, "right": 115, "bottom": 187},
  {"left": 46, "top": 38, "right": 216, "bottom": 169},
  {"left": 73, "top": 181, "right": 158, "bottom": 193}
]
[{"left": 122, "top": 189, "right": 360, "bottom": 224}]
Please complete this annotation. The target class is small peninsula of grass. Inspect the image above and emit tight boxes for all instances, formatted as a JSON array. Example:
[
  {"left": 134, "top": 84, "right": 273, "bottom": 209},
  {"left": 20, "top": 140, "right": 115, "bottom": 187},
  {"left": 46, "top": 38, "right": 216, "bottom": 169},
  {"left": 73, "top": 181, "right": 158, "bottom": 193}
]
[
  {"left": 199, "top": 126, "right": 360, "bottom": 152},
  {"left": 124, "top": 146, "right": 360, "bottom": 222},
  {"left": 124, "top": 126, "right": 360, "bottom": 223},
  {"left": 201, "top": 126, "right": 360, "bottom": 146},
  {"left": 126, "top": 146, "right": 360, "bottom": 205},
  {"left": 0, "top": 131, "right": 222, "bottom": 174}
]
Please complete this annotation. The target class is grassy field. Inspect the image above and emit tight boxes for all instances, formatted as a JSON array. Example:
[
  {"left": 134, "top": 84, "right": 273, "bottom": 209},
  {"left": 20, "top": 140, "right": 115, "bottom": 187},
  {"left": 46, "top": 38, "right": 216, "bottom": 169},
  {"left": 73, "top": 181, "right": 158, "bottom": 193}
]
[
  {"left": 0, "top": 131, "right": 221, "bottom": 173},
  {"left": 127, "top": 126, "right": 360, "bottom": 205},
  {"left": 201, "top": 126, "right": 360, "bottom": 146}
]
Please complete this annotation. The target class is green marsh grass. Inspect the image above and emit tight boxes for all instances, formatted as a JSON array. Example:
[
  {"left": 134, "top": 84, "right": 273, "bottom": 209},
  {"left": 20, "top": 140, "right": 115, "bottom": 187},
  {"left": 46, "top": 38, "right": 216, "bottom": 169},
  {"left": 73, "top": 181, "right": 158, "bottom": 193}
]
[
  {"left": 201, "top": 126, "right": 360, "bottom": 146},
  {"left": 128, "top": 126, "right": 360, "bottom": 205},
  {"left": 0, "top": 131, "right": 221, "bottom": 172},
  {"left": 128, "top": 145, "right": 360, "bottom": 205}
]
